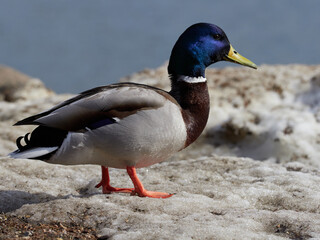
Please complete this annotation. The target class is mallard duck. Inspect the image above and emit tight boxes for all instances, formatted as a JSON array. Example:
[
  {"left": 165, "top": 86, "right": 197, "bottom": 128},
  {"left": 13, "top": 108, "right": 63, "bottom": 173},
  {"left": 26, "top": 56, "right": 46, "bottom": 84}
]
[{"left": 9, "top": 23, "right": 256, "bottom": 198}]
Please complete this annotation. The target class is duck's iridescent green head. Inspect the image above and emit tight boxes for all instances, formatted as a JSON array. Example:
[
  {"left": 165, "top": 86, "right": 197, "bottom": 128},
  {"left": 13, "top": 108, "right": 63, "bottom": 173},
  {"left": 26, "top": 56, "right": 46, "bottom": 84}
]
[{"left": 168, "top": 23, "right": 257, "bottom": 78}]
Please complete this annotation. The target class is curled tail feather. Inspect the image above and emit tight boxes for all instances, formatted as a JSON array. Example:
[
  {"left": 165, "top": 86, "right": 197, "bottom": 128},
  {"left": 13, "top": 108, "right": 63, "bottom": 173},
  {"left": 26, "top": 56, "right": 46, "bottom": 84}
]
[
  {"left": 16, "top": 133, "right": 31, "bottom": 150},
  {"left": 9, "top": 126, "right": 68, "bottom": 160}
]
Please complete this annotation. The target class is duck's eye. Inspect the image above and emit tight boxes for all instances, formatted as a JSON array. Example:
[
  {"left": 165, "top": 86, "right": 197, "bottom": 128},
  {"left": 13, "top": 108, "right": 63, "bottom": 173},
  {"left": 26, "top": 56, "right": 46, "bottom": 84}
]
[{"left": 213, "top": 34, "right": 222, "bottom": 40}]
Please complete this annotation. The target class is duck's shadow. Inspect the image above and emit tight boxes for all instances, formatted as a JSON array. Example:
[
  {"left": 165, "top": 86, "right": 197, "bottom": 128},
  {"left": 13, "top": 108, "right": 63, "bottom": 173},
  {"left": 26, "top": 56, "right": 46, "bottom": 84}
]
[{"left": 0, "top": 185, "right": 101, "bottom": 213}]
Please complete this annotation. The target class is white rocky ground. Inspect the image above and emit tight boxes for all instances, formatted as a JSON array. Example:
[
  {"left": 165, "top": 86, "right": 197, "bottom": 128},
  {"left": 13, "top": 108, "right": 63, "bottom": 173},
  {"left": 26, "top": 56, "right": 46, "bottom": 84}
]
[{"left": 1, "top": 64, "right": 320, "bottom": 239}]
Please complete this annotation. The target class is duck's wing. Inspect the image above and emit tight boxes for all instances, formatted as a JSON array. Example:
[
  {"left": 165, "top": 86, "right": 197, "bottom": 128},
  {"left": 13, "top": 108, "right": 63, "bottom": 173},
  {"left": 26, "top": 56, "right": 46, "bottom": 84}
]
[{"left": 15, "top": 83, "right": 178, "bottom": 131}]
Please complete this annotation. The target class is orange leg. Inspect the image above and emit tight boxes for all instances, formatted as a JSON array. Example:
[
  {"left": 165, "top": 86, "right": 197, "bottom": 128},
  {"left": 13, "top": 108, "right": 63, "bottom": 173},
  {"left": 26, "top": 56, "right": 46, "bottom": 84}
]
[
  {"left": 95, "top": 166, "right": 133, "bottom": 194},
  {"left": 126, "top": 166, "right": 174, "bottom": 199}
]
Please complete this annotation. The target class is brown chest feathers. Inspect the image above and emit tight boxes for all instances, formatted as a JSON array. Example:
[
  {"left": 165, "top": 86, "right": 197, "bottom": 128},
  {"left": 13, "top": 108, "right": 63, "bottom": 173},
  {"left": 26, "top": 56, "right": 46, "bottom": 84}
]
[{"left": 170, "top": 81, "right": 210, "bottom": 147}]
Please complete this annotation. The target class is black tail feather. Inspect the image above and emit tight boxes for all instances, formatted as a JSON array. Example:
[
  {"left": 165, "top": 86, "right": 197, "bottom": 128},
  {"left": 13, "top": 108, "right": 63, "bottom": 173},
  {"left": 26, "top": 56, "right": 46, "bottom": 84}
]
[
  {"left": 16, "top": 136, "right": 24, "bottom": 150},
  {"left": 24, "top": 133, "right": 30, "bottom": 144},
  {"left": 15, "top": 126, "right": 68, "bottom": 152}
]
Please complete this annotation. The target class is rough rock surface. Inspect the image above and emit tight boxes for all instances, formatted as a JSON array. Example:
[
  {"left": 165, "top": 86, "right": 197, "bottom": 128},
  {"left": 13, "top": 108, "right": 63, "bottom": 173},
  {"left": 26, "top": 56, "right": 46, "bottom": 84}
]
[
  {"left": 1, "top": 64, "right": 320, "bottom": 239},
  {"left": 0, "top": 65, "right": 53, "bottom": 102}
]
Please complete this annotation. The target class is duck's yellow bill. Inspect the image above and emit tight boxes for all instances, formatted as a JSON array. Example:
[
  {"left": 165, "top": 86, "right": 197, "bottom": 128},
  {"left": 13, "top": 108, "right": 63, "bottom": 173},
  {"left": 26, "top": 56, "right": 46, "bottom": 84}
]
[{"left": 224, "top": 45, "right": 257, "bottom": 69}]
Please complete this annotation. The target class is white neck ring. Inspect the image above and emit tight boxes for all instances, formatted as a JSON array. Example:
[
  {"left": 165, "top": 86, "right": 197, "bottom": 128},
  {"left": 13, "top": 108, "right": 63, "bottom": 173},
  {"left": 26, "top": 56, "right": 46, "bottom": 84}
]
[{"left": 177, "top": 75, "right": 207, "bottom": 83}]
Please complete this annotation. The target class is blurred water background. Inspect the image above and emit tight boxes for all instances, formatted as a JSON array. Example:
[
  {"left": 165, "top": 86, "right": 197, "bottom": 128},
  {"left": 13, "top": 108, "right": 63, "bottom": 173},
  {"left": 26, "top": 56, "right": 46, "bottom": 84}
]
[{"left": 0, "top": 0, "right": 319, "bottom": 93}]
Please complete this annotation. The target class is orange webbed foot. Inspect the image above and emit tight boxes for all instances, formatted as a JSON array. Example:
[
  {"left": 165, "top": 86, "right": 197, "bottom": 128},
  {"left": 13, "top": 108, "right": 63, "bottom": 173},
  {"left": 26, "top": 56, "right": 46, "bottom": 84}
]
[
  {"left": 95, "top": 181, "right": 133, "bottom": 194},
  {"left": 131, "top": 189, "right": 174, "bottom": 199},
  {"left": 96, "top": 166, "right": 133, "bottom": 194},
  {"left": 127, "top": 166, "right": 174, "bottom": 199}
]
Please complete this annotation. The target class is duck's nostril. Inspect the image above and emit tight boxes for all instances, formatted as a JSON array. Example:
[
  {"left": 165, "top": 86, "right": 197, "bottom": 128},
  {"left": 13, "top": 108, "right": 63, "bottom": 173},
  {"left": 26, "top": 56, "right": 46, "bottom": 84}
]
[{"left": 233, "top": 50, "right": 238, "bottom": 54}]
